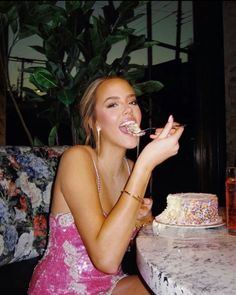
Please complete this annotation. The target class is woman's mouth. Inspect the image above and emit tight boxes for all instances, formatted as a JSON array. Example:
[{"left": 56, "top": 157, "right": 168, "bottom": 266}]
[{"left": 119, "top": 121, "right": 143, "bottom": 136}]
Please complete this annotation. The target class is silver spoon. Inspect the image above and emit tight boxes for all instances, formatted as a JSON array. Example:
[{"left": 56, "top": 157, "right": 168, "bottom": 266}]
[{"left": 136, "top": 124, "right": 187, "bottom": 136}]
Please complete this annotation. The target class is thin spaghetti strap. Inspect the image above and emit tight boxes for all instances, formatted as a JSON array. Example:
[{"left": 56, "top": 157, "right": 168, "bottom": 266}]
[
  {"left": 91, "top": 158, "right": 101, "bottom": 193},
  {"left": 92, "top": 157, "right": 130, "bottom": 217},
  {"left": 91, "top": 158, "right": 108, "bottom": 216},
  {"left": 124, "top": 157, "right": 131, "bottom": 175}
]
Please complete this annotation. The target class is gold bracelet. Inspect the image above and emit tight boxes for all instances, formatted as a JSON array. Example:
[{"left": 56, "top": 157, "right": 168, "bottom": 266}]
[
  {"left": 135, "top": 222, "right": 144, "bottom": 230},
  {"left": 121, "top": 190, "right": 143, "bottom": 203}
]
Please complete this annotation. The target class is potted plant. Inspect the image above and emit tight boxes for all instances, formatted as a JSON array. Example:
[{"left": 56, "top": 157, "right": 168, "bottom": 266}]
[{"left": 0, "top": 1, "right": 163, "bottom": 146}]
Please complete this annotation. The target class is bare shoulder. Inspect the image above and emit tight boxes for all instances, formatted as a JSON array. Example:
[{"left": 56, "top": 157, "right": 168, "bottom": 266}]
[
  {"left": 52, "top": 145, "right": 98, "bottom": 216},
  {"left": 60, "top": 145, "right": 94, "bottom": 164},
  {"left": 56, "top": 145, "right": 96, "bottom": 177}
]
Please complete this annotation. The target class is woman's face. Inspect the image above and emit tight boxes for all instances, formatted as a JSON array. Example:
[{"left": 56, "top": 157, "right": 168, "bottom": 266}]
[{"left": 94, "top": 78, "right": 142, "bottom": 149}]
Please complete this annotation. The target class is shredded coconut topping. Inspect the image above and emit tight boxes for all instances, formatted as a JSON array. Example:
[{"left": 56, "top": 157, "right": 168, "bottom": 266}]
[{"left": 121, "top": 121, "right": 144, "bottom": 136}]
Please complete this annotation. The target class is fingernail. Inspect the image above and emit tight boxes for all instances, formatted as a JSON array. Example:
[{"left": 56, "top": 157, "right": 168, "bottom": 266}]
[{"left": 168, "top": 115, "right": 173, "bottom": 122}]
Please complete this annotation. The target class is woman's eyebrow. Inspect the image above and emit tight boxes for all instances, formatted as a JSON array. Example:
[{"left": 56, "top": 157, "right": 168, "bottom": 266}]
[
  {"left": 104, "top": 96, "right": 119, "bottom": 102},
  {"left": 104, "top": 94, "right": 136, "bottom": 103},
  {"left": 127, "top": 94, "right": 136, "bottom": 99}
]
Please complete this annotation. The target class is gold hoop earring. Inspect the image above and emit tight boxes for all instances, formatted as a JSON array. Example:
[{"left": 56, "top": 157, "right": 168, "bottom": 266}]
[{"left": 96, "top": 127, "right": 101, "bottom": 155}]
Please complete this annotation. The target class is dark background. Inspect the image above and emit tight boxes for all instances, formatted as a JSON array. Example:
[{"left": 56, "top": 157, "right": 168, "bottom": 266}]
[
  {"left": 0, "top": 2, "right": 228, "bottom": 294},
  {"left": 6, "top": 1, "right": 226, "bottom": 216}
]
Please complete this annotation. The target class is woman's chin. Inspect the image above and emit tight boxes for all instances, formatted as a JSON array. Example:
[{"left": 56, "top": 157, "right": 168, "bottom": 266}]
[{"left": 125, "top": 140, "right": 139, "bottom": 149}]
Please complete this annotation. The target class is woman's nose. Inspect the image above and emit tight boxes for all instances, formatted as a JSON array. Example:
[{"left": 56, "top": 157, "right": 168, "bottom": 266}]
[{"left": 123, "top": 104, "right": 133, "bottom": 115}]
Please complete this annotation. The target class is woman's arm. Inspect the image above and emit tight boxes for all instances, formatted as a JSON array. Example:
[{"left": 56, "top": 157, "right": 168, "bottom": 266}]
[{"left": 55, "top": 117, "right": 184, "bottom": 273}]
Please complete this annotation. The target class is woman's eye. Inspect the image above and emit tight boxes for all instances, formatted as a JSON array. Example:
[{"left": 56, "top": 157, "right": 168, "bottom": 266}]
[
  {"left": 107, "top": 102, "right": 118, "bottom": 108},
  {"left": 129, "top": 100, "right": 138, "bottom": 105}
]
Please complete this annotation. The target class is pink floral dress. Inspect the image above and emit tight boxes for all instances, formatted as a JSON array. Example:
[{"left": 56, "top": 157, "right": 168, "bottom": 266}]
[{"left": 28, "top": 212, "right": 126, "bottom": 295}]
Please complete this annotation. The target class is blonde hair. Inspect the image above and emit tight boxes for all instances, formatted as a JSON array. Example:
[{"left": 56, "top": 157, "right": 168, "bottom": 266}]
[{"left": 80, "top": 76, "right": 127, "bottom": 147}]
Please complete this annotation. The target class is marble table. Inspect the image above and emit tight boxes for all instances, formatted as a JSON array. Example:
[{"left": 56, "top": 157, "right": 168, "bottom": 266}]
[{"left": 136, "top": 224, "right": 236, "bottom": 295}]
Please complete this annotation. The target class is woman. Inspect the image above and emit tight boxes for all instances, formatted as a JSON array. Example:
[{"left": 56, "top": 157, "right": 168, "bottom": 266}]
[{"left": 28, "top": 76, "right": 184, "bottom": 294}]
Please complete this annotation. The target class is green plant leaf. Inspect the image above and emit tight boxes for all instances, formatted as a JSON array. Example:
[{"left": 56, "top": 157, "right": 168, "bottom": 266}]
[
  {"left": 135, "top": 80, "right": 164, "bottom": 96},
  {"left": 47, "top": 61, "right": 66, "bottom": 81},
  {"left": 29, "top": 67, "right": 58, "bottom": 91},
  {"left": 33, "top": 136, "right": 45, "bottom": 147},
  {"left": 123, "top": 34, "right": 146, "bottom": 56},
  {"left": 48, "top": 125, "right": 58, "bottom": 146},
  {"left": 4, "top": 0, "right": 165, "bottom": 146},
  {"left": 122, "top": 66, "right": 145, "bottom": 81},
  {"left": 30, "top": 45, "right": 45, "bottom": 55},
  {"left": 57, "top": 88, "right": 75, "bottom": 106},
  {"left": 0, "top": 2, "right": 15, "bottom": 14},
  {"left": 22, "top": 87, "right": 45, "bottom": 101},
  {"left": 104, "top": 1, "right": 141, "bottom": 29},
  {"left": 105, "top": 30, "right": 132, "bottom": 46}
]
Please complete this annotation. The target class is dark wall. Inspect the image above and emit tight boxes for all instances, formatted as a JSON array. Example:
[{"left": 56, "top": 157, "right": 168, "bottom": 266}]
[
  {"left": 141, "top": 1, "right": 226, "bottom": 215},
  {"left": 5, "top": 1, "right": 226, "bottom": 213},
  {"left": 192, "top": 0, "right": 226, "bottom": 206},
  {"left": 142, "top": 60, "right": 197, "bottom": 215}
]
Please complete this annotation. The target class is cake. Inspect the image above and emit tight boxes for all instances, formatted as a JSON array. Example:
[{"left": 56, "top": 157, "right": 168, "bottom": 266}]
[
  {"left": 120, "top": 121, "right": 144, "bottom": 136},
  {"left": 155, "top": 193, "right": 222, "bottom": 226}
]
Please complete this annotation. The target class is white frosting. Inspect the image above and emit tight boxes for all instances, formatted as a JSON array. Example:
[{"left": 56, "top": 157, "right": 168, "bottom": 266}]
[
  {"left": 155, "top": 193, "right": 222, "bottom": 225},
  {"left": 121, "top": 121, "right": 144, "bottom": 136}
]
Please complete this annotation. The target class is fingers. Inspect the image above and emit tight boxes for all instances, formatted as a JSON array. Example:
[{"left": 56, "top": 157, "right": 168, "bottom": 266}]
[
  {"left": 150, "top": 131, "right": 161, "bottom": 139},
  {"left": 140, "top": 198, "right": 153, "bottom": 210},
  {"left": 172, "top": 124, "right": 185, "bottom": 140},
  {"left": 158, "top": 115, "right": 174, "bottom": 139},
  {"left": 149, "top": 115, "right": 173, "bottom": 140},
  {"left": 137, "top": 198, "right": 154, "bottom": 224},
  {"left": 142, "top": 197, "right": 152, "bottom": 205},
  {"left": 150, "top": 115, "right": 185, "bottom": 140}
]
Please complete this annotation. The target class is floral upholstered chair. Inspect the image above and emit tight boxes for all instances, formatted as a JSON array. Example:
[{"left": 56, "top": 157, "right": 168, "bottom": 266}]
[{"left": 0, "top": 146, "right": 68, "bottom": 266}]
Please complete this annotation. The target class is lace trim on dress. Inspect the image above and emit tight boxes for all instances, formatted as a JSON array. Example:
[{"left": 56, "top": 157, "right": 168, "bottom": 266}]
[{"left": 57, "top": 212, "right": 74, "bottom": 226}]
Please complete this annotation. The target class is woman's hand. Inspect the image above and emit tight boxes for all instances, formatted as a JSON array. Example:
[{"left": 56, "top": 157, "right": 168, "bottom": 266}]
[
  {"left": 136, "top": 197, "right": 153, "bottom": 226},
  {"left": 137, "top": 115, "right": 184, "bottom": 171}
]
